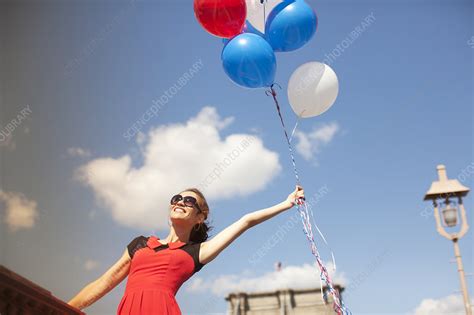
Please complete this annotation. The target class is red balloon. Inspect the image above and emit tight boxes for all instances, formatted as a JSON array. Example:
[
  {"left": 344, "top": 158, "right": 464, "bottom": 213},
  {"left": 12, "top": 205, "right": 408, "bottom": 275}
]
[{"left": 194, "top": 0, "right": 246, "bottom": 38}]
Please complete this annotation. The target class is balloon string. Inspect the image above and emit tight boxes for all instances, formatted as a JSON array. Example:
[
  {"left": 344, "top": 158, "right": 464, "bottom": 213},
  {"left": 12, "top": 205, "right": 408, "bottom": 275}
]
[
  {"left": 289, "top": 111, "right": 304, "bottom": 144},
  {"left": 309, "top": 203, "right": 337, "bottom": 270},
  {"left": 261, "top": 0, "right": 267, "bottom": 30},
  {"left": 265, "top": 83, "right": 301, "bottom": 185},
  {"left": 265, "top": 84, "right": 351, "bottom": 315}
]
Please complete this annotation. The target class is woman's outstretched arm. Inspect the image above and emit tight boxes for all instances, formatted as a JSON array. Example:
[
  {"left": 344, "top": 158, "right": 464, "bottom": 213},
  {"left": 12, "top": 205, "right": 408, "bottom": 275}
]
[
  {"left": 68, "top": 248, "right": 131, "bottom": 310},
  {"left": 199, "top": 185, "right": 304, "bottom": 265}
]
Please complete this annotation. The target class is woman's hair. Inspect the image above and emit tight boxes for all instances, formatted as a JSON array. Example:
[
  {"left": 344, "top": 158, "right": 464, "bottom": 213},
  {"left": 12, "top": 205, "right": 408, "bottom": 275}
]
[{"left": 181, "top": 187, "right": 213, "bottom": 243}]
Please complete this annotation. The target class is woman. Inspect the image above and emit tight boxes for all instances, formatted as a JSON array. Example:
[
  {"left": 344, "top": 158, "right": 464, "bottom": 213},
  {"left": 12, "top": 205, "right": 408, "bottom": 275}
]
[{"left": 68, "top": 185, "right": 305, "bottom": 314}]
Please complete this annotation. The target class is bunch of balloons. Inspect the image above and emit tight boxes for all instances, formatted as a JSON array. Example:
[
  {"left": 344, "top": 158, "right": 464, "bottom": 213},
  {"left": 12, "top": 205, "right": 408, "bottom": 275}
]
[
  {"left": 194, "top": 0, "right": 339, "bottom": 118},
  {"left": 194, "top": 2, "right": 348, "bottom": 314}
]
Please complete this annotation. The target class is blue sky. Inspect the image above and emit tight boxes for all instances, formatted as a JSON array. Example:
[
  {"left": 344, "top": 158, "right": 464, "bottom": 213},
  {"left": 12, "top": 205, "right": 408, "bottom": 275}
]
[{"left": 0, "top": 0, "right": 472, "bottom": 314}]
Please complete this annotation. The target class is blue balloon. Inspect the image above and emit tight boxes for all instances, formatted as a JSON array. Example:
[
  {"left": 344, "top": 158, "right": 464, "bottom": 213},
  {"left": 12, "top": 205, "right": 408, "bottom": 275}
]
[
  {"left": 265, "top": 0, "right": 317, "bottom": 52},
  {"left": 221, "top": 33, "right": 276, "bottom": 88}
]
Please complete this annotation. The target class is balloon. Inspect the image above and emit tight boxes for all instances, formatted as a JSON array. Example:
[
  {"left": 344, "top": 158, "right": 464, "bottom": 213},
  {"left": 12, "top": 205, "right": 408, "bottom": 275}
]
[
  {"left": 245, "top": 0, "right": 283, "bottom": 33},
  {"left": 265, "top": 0, "right": 317, "bottom": 52},
  {"left": 194, "top": 0, "right": 247, "bottom": 38},
  {"left": 287, "top": 62, "right": 338, "bottom": 117},
  {"left": 221, "top": 33, "right": 276, "bottom": 88}
]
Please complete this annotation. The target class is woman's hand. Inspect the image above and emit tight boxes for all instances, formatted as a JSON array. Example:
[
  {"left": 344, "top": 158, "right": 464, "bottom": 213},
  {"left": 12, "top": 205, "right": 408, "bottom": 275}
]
[{"left": 285, "top": 185, "right": 305, "bottom": 208}]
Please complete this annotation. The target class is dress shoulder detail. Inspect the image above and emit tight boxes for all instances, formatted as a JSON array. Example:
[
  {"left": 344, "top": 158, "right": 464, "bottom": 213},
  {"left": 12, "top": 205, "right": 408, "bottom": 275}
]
[
  {"left": 181, "top": 242, "right": 206, "bottom": 273},
  {"left": 127, "top": 235, "right": 149, "bottom": 259}
]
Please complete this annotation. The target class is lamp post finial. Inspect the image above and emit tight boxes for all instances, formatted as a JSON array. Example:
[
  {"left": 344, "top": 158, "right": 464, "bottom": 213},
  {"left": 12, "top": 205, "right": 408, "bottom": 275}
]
[{"left": 437, "top": 164, "right": 448, "bottom": 181}]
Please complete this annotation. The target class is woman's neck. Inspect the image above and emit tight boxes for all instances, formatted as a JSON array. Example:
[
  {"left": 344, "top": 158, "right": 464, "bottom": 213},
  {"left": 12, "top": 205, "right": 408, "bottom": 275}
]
[{"left": 163, "top": 225, "right": 191, "bottom": 243}]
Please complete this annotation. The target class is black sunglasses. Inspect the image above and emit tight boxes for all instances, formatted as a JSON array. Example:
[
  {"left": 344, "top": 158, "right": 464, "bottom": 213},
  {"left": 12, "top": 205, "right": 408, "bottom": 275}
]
[{"left": 170, "top": 194, "right": 201, "bottom": 212}]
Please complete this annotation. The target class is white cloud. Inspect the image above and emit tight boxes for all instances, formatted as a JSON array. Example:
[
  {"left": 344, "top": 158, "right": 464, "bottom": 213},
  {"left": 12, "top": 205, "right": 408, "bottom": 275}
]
[
  {"left": 0, "top": 190, "right": 39, "bottom": 231},
  {"left": 67, "top": 147, "right": 92, "bottom": 158},
  {"left": 186, "top": 261, "right": 346, "bottom": 296},
  {"left": 294, "top": 122, "right": 339, "bottom": 161},
  {"left": 76, "top": 106, "right": 281, "bottom": 230},
  {"left": 411, "top": 295, "right": 470, "bottom": 315},
  {"left": 84, "top": 259, "right": 100, "bottom": 271}
]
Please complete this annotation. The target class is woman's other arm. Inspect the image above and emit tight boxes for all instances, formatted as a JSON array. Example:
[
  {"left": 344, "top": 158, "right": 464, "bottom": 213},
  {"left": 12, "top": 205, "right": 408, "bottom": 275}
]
[
  {"left": 67, "top": 248, "right": 131, "bottom": 310},
  {"left": 244, "top": 185, "right": 304, "bottom": 227},
  {"left": 199, "top": 185, "right": 304, "bottom": 265}
]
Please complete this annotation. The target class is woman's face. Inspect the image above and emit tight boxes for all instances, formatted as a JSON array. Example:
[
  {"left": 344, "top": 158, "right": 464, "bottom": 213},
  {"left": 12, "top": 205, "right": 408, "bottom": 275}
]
[{"left": 169, "top": 191, "right": 203, "bottom": 226}]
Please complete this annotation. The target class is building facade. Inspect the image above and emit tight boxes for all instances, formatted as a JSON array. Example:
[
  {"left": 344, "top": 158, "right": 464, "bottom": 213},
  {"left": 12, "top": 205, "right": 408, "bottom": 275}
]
[{"left": 225, "top": 286, "right": 344, "bottom": 315}]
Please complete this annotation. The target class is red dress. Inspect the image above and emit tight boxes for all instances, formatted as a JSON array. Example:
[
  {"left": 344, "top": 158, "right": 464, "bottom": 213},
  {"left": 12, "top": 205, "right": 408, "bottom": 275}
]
[{"left": 117, "top": 235, "right": 205, "bottom": 315}]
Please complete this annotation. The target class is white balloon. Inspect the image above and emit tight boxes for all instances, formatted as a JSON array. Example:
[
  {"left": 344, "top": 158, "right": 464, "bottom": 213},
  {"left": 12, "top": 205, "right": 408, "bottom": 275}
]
[
  {"left": 287, "top": 62, "right": 339, "bottom": 118},
  {"left": 245, "top": 0, "right": 283, "bottom": 33}
]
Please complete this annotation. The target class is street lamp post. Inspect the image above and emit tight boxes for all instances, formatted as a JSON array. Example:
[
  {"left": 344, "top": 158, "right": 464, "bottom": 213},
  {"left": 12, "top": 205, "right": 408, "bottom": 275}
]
[{"left": 424, "top": 164, "right": 472, "bottom": 315}]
